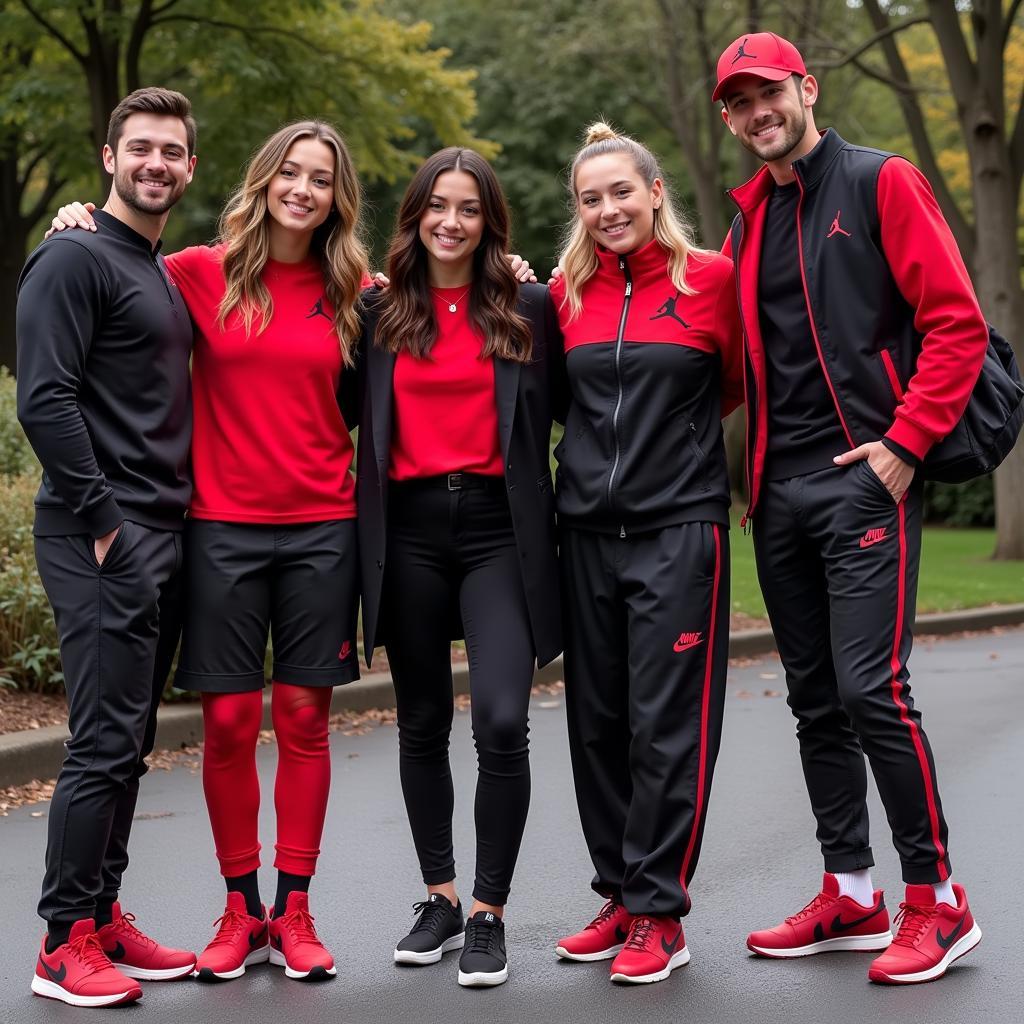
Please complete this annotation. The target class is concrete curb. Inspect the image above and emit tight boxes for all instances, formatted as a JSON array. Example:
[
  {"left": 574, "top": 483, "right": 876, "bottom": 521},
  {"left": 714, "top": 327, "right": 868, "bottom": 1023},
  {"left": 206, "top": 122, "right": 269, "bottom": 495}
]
[{"left": 3, "top": 605, "right": 1022, "bottom": 789}]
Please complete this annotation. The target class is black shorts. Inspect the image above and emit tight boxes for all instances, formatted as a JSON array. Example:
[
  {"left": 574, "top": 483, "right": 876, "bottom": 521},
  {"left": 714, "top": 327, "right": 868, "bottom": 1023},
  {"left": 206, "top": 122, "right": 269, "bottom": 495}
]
[{"left": 175, "top": 519, "right": 360, "bottom": 693}]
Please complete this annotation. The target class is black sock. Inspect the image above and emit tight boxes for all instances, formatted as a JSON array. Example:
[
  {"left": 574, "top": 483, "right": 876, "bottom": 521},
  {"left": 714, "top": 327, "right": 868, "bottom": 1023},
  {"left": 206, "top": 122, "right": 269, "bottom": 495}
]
[
  {"left": 274, "top": 872, "right": 311, "bottom": 918},
  {"left": 226, "top": 870, "right": 263, "bottom": 919},
  {"left": 94, "top": 901, "right": 114, "bottom": 929},
  {"left": 45, "top": 922, "right": 73, "bottom": 953}
]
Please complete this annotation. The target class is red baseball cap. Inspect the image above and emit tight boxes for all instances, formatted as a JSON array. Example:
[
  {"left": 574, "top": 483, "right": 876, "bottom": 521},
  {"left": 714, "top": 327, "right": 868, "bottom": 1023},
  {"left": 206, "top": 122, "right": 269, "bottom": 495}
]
[{"left": 712, "top": 32, "right": 807, "bottom": 102}]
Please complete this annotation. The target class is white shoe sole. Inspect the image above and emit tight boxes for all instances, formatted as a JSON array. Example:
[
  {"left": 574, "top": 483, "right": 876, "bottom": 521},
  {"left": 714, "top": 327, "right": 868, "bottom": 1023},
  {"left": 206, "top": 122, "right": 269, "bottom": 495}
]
[
  {"left": 268, "top": 947, "right": 337, "bottom": 979},
  {"left": 610, "top": 947, "right": 690, "bottom": 984},
  {"left": 458, "top": 965, "right": 508, "bottom": 987},
  {"left": 192, "top": 944, "right": 270, "bottom": 980},
  {"left": 748, "top": 931, "right": 893, "bottom": 958},
  {"left": 869, "top": 924, "right": 982, "bottom": 984},
  {"left": 394, "top": 932, "right": 465, "bottom": 965},
  {"left": 31, "top": 975, "right": 142, "bottom": 1007},
  {"left": 116, "top": 961, "right": 196, "bottom": 981},
  {"left": 555, "top": 942, "right": 624, "bottom": 962}
]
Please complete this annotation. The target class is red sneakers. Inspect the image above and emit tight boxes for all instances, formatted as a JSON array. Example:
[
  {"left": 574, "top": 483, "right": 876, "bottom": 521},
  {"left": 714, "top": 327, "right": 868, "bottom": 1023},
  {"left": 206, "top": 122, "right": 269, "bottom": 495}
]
[
  {"left": 746, "top": 874, "right": 892, "bottom": 957},
  {"left": 268, "top": 891, "right": 337, "bottom": 981},
  {"left": 608, "top": 915, "right": 689, "bottom": 984},
  {"left": 556, "top": 899, "right": 632, "bottom": 962},
  {"left": 96, "top": 902, "right": 196, "bottom": 980},
  {"left": 194, "top": 892, "right": 270, "bottom": 981},
  {"left": 31, "top": 919, "right": 142, "bottom": 1007},
  {"left": 868, "top": 883, "right": 981, "bottom": 984}
]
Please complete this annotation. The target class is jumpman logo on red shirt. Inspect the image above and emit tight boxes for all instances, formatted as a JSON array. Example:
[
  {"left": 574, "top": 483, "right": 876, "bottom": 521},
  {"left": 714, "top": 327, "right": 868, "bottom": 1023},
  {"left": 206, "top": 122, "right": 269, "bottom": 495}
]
[{"left": 827, "top": 210, "right": 852, "bottom": 239}]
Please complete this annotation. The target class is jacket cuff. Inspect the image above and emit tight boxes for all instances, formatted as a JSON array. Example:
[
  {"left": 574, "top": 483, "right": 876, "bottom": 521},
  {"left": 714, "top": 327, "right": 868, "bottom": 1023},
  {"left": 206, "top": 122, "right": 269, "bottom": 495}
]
[
  {"left": 82, "top": 495, "right": 125, "bottom": 539},
  {"left": 885, "top": 418, "right": 934, "bottom": 461},
  {"left": 880, "top": 436, "right": 921, "bottom": 468}
]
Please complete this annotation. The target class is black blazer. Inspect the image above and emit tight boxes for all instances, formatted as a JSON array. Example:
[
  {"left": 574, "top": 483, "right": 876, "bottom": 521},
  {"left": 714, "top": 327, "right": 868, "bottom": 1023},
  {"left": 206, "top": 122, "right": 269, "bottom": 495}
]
[{"left": 355, "top": 283, "right": 563, "bottom": 669}]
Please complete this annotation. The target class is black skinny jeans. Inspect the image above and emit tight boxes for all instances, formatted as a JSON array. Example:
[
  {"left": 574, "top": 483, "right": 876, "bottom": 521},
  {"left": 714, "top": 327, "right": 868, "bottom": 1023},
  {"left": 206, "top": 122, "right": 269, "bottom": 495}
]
[{"left": 382, "top": 479, "right": 535, "bottom": 906}]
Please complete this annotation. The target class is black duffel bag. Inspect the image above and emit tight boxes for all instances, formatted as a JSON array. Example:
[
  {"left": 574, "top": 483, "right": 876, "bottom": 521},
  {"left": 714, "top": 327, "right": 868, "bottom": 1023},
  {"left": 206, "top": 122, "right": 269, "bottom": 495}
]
[{"left": 923, "top": 323, "right": 1024, "bottom": 483}]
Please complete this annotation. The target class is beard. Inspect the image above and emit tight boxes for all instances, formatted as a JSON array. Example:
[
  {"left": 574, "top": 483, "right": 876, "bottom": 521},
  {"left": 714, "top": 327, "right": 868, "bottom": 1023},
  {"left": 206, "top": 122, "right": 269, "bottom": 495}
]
[
  {"left": 741, "top": 107, "right": 808, "bottom": 164},
  {"left": 112, "top": 165, "right": 187, "bottom": 216}
]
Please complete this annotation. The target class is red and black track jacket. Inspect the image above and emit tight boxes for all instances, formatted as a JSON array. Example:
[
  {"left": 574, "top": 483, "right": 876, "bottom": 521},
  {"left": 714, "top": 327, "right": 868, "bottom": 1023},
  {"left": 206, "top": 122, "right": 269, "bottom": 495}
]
[
  {"left": 723, "top": 128, "right": 988, "bottom": 521},
  {"left": 551, "top": 238, "right": 743, "bottom": 535}
]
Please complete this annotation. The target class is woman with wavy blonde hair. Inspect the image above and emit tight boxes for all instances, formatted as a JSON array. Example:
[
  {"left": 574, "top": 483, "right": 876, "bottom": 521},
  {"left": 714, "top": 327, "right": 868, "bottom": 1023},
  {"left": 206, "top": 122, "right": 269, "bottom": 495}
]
[
  {"left": 550, "top": 122, "right": 744, "bottom": 985},
  {"left": 42, "top": 118, "right": 369, "bottom": 982}
]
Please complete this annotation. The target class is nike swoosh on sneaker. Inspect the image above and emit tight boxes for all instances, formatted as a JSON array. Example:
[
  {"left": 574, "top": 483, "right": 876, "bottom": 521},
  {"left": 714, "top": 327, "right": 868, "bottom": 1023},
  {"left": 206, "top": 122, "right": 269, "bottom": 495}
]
[
  {"left": 831, "top": 902, "right": 884, "bottom": 932},
  {"left": 661, "top": 927, "right": 682, "bottom": 957},
  {"left": 249, "top": 925, "right": 268, "bottom": 948},
  {"left": 615, "top": 925, "right": 628, "bottom": 943},
  {"left": 39, "top": 956, "right": 67, "bottom": 983},
  {"left": 936, "top": 914, "right": 966, "bottom": 950},
  {"left": 106, "top": 941, "right": 127, "bottom": 961}
]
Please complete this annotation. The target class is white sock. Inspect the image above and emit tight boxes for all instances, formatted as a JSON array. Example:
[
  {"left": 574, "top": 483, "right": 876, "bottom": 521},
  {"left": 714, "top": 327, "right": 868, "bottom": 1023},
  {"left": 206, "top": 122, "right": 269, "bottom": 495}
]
[
  {"left": 835, "top": 869, "right": 874, "bottom": 906},
  {"left": 932, "top": 878, "right": 956, "bottom": 908}
]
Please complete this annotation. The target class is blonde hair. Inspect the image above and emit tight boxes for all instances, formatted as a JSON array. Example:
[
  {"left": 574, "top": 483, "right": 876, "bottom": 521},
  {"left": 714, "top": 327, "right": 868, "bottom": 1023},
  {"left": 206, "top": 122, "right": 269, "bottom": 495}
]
[
  {"left": 558, "top": 121, "right": 704, "bottom": 319},
  {"left": 217, "top": 120, "right": 368, "bottom": 366}
]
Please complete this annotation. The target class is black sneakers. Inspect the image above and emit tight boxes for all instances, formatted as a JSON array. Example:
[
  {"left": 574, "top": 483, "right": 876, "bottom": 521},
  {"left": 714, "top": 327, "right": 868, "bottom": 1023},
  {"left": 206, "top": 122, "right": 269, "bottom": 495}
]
[
  {"left": 457, "top": 911, "right": 508, "bottom": 987},
  {"left": 394, "top": 894, "right": 465, "bottom": 965}
]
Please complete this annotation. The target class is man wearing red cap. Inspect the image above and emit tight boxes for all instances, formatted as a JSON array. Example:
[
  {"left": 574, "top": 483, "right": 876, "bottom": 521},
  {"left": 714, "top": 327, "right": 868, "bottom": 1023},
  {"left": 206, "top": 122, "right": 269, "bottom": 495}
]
[{"left": 713, "top": 31, "right": 984, "bottom": 984}]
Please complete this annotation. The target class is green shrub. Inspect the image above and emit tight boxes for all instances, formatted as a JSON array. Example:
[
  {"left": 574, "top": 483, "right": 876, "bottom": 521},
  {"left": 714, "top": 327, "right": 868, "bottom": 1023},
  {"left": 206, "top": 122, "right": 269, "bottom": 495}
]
[
  {"left": 922, "top": 475, "right": 995, "bottom": 528},
  {"left": 0, "top": 368, "right": 38, "bottom": 475}
]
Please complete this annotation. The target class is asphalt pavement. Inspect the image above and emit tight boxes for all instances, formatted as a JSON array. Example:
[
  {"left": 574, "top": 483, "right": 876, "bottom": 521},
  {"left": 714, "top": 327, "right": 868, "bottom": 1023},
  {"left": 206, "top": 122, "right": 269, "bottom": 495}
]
[{"left": 1, "top": 629, "right": 1021, "bottom": 1024}]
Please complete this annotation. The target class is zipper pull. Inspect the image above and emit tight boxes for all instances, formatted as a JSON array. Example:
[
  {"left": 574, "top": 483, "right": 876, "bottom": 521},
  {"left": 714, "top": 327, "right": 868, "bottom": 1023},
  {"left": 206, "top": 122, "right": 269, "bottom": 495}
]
[
  {"left": 618, "top": 256, "right": 626, "bottom": 271},
  {"left": 625, "top": 281, "right": 632, "bottom": 297},
  {"left": 619, "top": 525, "right": 626, "bottom": 539}
]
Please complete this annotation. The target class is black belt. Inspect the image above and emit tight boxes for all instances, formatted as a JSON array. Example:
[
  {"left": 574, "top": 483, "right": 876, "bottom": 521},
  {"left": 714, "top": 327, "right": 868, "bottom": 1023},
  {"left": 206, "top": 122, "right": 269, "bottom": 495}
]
[{"left": 392, "top": 472, "right": 505, "bottom": 493}]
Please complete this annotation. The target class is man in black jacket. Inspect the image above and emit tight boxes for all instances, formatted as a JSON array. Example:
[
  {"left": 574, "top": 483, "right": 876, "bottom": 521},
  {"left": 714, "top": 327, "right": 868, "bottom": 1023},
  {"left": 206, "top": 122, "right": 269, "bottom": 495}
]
[
  {"left": 17, "top": 87, "right": 198, "bottom": 1007},
  {"left": 713, "top": 32, "right": 985, "bottom": 984}
]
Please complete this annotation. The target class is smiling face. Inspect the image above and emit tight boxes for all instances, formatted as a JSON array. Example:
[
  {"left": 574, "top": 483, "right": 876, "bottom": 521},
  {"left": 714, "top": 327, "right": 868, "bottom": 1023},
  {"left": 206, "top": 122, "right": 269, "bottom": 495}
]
[
  {"left": 266, "top": 137, "right": 336, "bottom": 239},
  {"left": 103, "top": 112, "right": 195, "bottom": 216},
  {"left": 721, "top": 74, "right": 819, "bottom": 166},
  {"left": 574, "top": 152, "right": 663, "bottom": 254},
  {"left": 417, "top": 169, "right": 485, "bottom": 283}
]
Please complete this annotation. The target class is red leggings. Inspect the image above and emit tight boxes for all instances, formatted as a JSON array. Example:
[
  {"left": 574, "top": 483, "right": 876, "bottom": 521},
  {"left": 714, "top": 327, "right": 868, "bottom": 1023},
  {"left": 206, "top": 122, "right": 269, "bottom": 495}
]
[{"left": 201, "top": 683, "right": 332, "bottom": 877}]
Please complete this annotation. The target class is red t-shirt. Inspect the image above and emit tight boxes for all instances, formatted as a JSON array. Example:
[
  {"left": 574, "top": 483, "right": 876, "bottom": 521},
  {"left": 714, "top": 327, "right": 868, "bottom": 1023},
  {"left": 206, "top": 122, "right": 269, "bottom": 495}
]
[
  {"left": 389, "top": 287, "right": 504, "bottom": 480},
  {"left": 166, "top": 244, "right": 357, "bottom": 523}
]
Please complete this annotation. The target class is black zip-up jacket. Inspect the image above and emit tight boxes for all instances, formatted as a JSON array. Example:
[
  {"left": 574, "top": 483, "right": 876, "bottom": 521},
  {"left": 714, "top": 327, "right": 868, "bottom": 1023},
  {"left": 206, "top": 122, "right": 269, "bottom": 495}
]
[
  {"left": 550, "top": 238, "right": 743, "bottom": 536},
  {"left": 17, "top": 210, "right": 193, "bottom": 537},
  {"left": 724, "top": 129, "right": 988, "bottom": 520}
]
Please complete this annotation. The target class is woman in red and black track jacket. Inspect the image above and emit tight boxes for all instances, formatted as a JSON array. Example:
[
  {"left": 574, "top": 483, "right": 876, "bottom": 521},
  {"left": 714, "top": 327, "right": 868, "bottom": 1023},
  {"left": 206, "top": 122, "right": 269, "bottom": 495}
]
[
  {"left": 551, "top": 123, "right": 743, "bottom": 985},
  {"left": 355, "top": 147, "right": 561, "bottom": 989}
]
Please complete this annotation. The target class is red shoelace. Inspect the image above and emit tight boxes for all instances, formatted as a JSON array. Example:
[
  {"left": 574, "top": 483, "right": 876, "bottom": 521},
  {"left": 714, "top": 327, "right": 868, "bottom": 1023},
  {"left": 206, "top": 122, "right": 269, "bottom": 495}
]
[
  {"left": 587, "top": 900, "right": 623, "bottom": 931},
  {"left": 105, "top": 912, "right": 154, "bottom": 950},
  {"left": 785, "top": 891, "right": 834, "bottom": 924},
  {"left": 278, "top": 907, "right": 320, "bottom": 944},
  {"left": 68, "top": 931, "right": 115, "bottom": 972},
  {"left": 206, "top": 908, "right": 252, "bottom": 948},
  {"left": 624, "top": 917, "right": 658, "bottom": 951},
  {"left": 890, "top": 902, "right": 935, "bottom": 947}
]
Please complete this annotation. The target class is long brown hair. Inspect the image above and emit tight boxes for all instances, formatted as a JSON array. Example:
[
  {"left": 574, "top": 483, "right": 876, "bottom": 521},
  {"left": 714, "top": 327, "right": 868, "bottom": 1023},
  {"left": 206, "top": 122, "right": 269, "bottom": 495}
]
[
  {"left": 217, "top": 120, "right": 367, "bottom": 366},
  {"left": 375, "top": 147, "right": 531, "bottom": 362},
  {"left": 559, "top": 121, "right": 703, "bottom": 319}
]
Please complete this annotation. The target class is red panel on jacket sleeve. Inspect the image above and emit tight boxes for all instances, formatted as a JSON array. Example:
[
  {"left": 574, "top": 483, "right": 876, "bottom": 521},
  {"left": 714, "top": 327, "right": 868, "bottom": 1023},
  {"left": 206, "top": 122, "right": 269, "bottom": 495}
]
[{"left": 877, "top": 158, "right": 987, "bottom": 459}]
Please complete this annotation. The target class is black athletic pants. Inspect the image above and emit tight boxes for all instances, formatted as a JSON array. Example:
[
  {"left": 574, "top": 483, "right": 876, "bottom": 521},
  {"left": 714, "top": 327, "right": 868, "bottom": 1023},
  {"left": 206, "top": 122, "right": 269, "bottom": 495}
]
[
  {"left": 34, "top": 522, "right": 184, "bottom": 925},
  {"left": 382, "top": 479, "right": 535, "bottom": 907},
  {"left": 561, "top": 521, "right": 729, "bottom": 918},
  {"left": 753, "top": 463, "right": 951, "bottom": 883}
]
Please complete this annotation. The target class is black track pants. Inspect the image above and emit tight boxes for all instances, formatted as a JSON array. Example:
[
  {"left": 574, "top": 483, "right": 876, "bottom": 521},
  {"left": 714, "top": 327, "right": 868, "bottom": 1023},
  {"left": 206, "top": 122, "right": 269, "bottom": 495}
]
[
  {"left": 34, "top": 522, "right": 184, "bottom": 924},
  {"left": 382, "top": 482, "right": 535, "bottom": 907},
  {"left": 753, "top": 463, "right": 951, "bottom": 884},
  {"left": 561, "top": 521, "right": 729, "bottom": 918}
]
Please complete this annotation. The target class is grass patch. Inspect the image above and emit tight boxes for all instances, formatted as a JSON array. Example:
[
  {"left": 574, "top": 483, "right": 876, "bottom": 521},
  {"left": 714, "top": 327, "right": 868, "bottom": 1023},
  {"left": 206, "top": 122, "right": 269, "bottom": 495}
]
[{"left": 728, "top": 515, "right": 1024, "bottom": 621}]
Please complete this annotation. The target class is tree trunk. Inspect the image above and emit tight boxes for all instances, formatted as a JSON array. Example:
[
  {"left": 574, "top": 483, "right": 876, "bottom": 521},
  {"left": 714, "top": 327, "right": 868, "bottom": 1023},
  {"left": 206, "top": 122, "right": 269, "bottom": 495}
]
[{"left": 0, "top": 224, "right": 30, "bottom": 372}]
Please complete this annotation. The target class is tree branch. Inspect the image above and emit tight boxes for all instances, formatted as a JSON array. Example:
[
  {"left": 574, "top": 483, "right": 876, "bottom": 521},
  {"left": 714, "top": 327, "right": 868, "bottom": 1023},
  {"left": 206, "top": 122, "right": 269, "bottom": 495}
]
[
  {"left": 18, "top": 0, "right": 87, "bottom": 65},
  {"left": 818, "top": 14, "right": 929, "bottom": 68},
  {"left": 15, "top": 147, "right": 47, "bottom": 205},
  {"left": 151, "top": 14, "right": 322, "bottom": 54},
  {"left": 25, "top": 170, "right": 68, "bottom": 227},
  {"left": 927, "top": 0, "right": 978, "bottom": 102},
  {"left": 1010, "top": 78, "right": 1024, "bottom": 200},
  {"left": 126, "top": 0, "right": 155, "bottom": 93},
  {"left": 1004, "top": 0, "right": 1024, "bottom": 51}
]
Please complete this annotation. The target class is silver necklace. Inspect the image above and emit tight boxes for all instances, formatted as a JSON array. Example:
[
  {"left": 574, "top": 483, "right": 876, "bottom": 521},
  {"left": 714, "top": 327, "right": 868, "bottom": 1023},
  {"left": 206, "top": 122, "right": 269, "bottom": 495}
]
[{"left": 431, "top": 285, "right": 471, "bottom": 313}]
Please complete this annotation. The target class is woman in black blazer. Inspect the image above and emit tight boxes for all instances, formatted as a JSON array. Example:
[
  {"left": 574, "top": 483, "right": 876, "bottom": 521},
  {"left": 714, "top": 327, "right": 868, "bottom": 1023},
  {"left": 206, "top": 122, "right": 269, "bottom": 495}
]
[{"left": 355, "top": 147, "right": 561, "bottom": 989}]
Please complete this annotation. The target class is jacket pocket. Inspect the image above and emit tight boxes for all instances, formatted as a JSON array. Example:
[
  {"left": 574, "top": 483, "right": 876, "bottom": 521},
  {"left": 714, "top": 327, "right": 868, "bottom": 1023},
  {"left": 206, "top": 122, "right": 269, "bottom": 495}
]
[
  {"left": 537, "top": 473, "right": 552, "bottom": 494},
  {"left": 878, "top": 349, "right": 904, "bottom": 401},
  {"left": 688, "top": 423, "right": 711, "bottom": 493}
]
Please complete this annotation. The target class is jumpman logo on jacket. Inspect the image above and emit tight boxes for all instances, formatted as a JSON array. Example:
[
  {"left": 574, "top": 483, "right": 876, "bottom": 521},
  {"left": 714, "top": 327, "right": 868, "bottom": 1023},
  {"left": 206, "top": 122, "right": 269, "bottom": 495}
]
[
  {"left": 650, "top": 291, "right": 691, "bottom": 329},
  {"left": 827, "top": 210, "right": 852, "bottom": 239},
  {"left": 731, "top": 37, "right": 758, "bottom": 64},
  {"left": 306, "top": 296, "right": 331, "bottom": 322}
]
